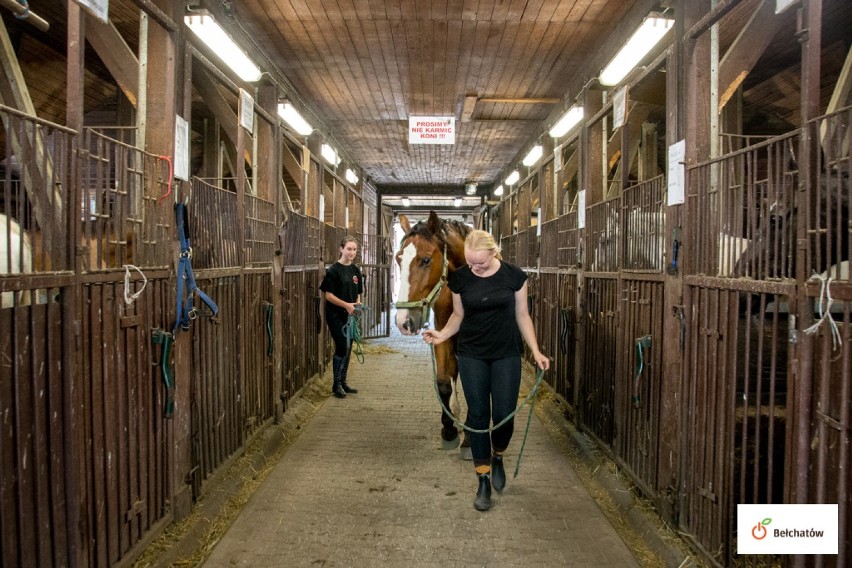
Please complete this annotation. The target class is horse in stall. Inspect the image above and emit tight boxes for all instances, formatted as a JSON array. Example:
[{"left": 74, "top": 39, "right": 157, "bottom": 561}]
[
  {"left": 0, "top": 213, "right": 33, "bottom": 307},
  {"left": 395, "top": 211, "right": 472, "bottom": 453}
]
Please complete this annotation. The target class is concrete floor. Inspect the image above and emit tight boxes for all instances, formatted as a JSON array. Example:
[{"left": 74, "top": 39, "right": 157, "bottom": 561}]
[{"left": 146, "top": 322, "right": 698, "bottom": 567}]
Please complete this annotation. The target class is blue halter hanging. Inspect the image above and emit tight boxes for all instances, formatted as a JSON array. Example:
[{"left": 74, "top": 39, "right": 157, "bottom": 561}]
[{"left": 173, "top": 201, "right": 219, "bottom": 333}]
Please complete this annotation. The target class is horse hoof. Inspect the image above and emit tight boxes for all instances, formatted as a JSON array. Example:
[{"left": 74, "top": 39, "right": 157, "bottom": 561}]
[
  {"left": 459, "top": 446, "right": 473, "bottom": 461},
  {"left": 441, "top": 437, "right": 460, "bottom": 450}
]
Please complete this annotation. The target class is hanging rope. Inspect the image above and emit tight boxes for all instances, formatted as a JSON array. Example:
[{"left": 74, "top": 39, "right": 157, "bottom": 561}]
[
  {"left": 428, "top": 343, "right": 546, "bottom": 478},
  {"left": 560, "top": 308, "right": 571, "bottom": 355},
  {"left": 667, "top": 226, "right": 680, "bottom": 275},
  {"left": 803, "top": 272, "right": 841, "bottom": 351},
  {"left": 263, "top": 302, "right": 274, "bottom": 357},
  {"left": 157, "top": 155, "right": 174, "bottom": 203},
  {"left": 632, "top": 335, "right": 652, "bottom": 408},
  {"left": 152, "top": 329, "right": 175, "bottom": 418},
  {"left": 123, "top": 264, "right": 148, "bottom": 305}
]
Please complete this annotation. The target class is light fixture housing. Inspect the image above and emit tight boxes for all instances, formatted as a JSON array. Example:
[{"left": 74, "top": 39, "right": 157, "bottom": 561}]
[
  {"left": 321, "top": 143, "right": 340, "bottom": 166},
  {"left": 465, "top": 182, "right": 477, "bottom": 196},
  {"left": 185, "top": 12, "right": 262, "bottom": 82},
  {"left": 277, "top": 103, "right": 313, "bottom": 136},
  {"left": 345, "top": 168, "right": 359, "bottom": 185},
  {"left": 549, "top": 105, "right": 584, "bottom": 138},
  {"left": 453, "top": 197, "right": 463, "bottom": 207},
  {"left": 401, "top": 197, "right": 411, "bottom": 207},
  {"left": 493, "top": 185, "right": 504, "bottom": 196},
  {"left": 522, "top": 145, "right": 543, "bottom": 167},
  {"left": 504, "top": 170, "right": 520, "bottom": 186},
  {"left": 599, "top": 16, "right": 674, "bottom": 86}
]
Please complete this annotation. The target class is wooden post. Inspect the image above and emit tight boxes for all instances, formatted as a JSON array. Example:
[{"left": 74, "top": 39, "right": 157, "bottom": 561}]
[
  {"left": 142, "top": 0, "right": 188, "bottom": 522},
  {"left": 792, "top": 7, "right": 822, "bottom": 566},
  {"left": 64, "top": 4, "right": 85, "bottom": 563}
]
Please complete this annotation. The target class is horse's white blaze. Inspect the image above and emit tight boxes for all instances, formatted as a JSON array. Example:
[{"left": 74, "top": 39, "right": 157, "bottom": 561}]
[{"left": 395, "top": 242, "right": 417, "bottom": 329}]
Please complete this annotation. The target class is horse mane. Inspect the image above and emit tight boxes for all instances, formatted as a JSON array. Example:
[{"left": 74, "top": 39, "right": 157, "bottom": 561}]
[
  {"left": 404, "top": 215, "right": 471, "bottom": 248},
  {"left": 401, "top": 213, "right": 471, "bottom": 273}
]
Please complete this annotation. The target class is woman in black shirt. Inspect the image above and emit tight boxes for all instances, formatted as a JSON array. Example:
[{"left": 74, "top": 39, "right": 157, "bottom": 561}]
[
  {"left": 320, "top": 236, "right": 363, "bottom": 398},
  {"left": 423, "top": 229, "right": 549, "bottom": 511}
]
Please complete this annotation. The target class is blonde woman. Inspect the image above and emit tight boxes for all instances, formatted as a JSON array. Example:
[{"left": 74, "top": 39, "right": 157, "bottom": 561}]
[{"left": 423, "top": 229, "right": 549, "bottom": 511}]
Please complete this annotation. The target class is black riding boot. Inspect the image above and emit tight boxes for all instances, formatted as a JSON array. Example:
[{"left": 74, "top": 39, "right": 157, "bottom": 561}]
[
  {"left": 474, "top": 474, "right": 492, "bottom": 511},
  {"left": 332, "top": 356, "right": 346, "bottom": 398},
  {"left": 491, "top": 454, "right": 506, "bottom": 492},
  {"left": 339, "top": 354, "right": 358, "bottom": 394}
]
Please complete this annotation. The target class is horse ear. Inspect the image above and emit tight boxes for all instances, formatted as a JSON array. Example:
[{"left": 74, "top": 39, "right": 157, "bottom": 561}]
[
  {"left": 427, "top": 210, "right": 442, "bottom": 235},
  {"left": 399, "top": 214, "right": 410, "bottom": 233}
]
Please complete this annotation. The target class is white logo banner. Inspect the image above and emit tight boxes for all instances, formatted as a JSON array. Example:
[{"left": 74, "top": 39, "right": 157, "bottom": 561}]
[{"left": 737, "top": 504, "right": 838, "bottom": 555}]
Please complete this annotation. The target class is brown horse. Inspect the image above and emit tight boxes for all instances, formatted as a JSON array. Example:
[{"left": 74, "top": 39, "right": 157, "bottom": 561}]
[{"left": 395, "top": 211, "right": 471, "bottom": 451}]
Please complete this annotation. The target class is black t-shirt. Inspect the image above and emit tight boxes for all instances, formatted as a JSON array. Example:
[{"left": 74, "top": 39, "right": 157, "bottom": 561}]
[
  {"left": 319, "top": 262, "right": 363, "bottom": 322},
  {"left": 447, "top": 261, "right": 528, "bottom": 359}
]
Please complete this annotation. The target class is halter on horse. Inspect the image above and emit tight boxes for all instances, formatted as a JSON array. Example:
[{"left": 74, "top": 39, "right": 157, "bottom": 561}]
[{"left": 395, "top": 211, "right": 471, "bottom": 449}]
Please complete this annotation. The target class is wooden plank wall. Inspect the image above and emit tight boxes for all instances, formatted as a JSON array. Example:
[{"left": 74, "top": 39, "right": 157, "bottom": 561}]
[{"left": 0, "top": 109, "right": 361, "bottom": 566}]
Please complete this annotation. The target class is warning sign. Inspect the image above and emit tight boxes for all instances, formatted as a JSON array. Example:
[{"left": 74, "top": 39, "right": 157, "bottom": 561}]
[{"left": 409, "top": 117, "right": 455, "bottom": 145}]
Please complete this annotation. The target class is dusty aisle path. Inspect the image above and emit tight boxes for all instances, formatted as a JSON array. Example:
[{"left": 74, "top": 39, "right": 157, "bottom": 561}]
[{"left": 202, "top": 327, "right": 642, "bottom": 567}]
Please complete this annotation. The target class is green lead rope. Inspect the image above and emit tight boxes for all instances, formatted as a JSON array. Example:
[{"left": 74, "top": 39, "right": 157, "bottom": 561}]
[
  {"left": 152, "top": 329, "right": 175, "bottom": 418},
  {"left": 342, "top": 305, "right": 369, "bottom": 363},
  {"left": 263, "top": 302, "right": 274, "bottom": 357},
  {"left": 428, "top": 344, "right": 545, "bottom": 478},
  {"left": 633, "top": 335, "right": 652, "bottom": 408}
]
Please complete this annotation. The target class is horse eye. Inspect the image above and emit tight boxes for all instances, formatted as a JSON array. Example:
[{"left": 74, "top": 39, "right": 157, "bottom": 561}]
[{"left": 421, "top": 257, "right": 432, "bottom": 266}]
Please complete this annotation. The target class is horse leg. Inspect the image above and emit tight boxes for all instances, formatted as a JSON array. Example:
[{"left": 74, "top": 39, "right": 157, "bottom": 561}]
[
  {"left": 437, "top": 378, "right": 460, "bottom": 448},
  {"left": 434, "top": 343, "right": 460, "bottom": 447},
  {"left": 456, "top": 374, "right": 473, "bottom": 460}
]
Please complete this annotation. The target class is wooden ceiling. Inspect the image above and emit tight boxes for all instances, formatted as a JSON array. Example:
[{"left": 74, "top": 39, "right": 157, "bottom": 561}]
[
  {"left": 229, "top": 0, "right": 660, "bottom": 193},
  {"left": 5, "top": 0, "right": 850, "bottom": 200}
]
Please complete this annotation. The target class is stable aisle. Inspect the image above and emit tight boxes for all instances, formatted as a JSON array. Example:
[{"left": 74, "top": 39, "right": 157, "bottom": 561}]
[{"left": 202, "top": 327, "right": 643, "bottom": 567}]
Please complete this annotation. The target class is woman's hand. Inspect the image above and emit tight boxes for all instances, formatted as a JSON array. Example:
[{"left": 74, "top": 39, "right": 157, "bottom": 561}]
[
  {"left": 422, "top": 328, "right": 446, "bottom": 345},
  {"left": 532, "top": 351, "right": 550, "bottom": 371},
  {"left": 345, "top": 302, "right": 358, "bottom": 315}
]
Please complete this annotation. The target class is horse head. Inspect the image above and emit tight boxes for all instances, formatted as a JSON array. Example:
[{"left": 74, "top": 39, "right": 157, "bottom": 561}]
[
  {"left": 395, "top": 211, "right": 470, "bottom": 335},
  {"left": 395, "top": 211, "right": 448, "bottom": 334}
]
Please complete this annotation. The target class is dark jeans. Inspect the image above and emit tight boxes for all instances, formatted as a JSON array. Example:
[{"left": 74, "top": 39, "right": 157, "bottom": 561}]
[
  {"left": 327, "top": 315, "right": 352, "bottom": 359},
  {"left": 457, "top": 355, "right": 522, "bottom": 467}
]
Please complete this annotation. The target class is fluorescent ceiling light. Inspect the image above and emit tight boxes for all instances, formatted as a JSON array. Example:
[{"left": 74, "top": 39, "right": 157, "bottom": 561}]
[
  {"left": 599, "top": 16, "right": 674, "bottom": 86},
  {"left": 321, "top": 143, "right": 340, "bottom": 166},
  {"left": 522, "top": 145, "right": 543, "bottom": 167},
  {"left": 465, "top": 182, "right": 477, "bottom": 196},
  {"left": 549, "top": 105, "right": 584, "bottom": 138},
  {"left": 345, "top": 168, "right": 359, "bottom": 185},
  {"left": 504, "top": 170, "right": 520, "bottom": 186},
  {"left": 277, "top": 103, "right": 313, "bottom": 136},
  {"left": 454, "top": 197, "right": 463, "bottom": 207},
  {"left": 401, "top": 197, "right": 410, "bottom": 207},
  {"left": 493, "top": 185, "right": 504, "bottom": 196},
  {"left": 185, "top": 13, "right": 262, "bottom": 82}
]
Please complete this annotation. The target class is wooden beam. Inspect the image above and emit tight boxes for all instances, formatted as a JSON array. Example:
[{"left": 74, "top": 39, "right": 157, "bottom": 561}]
[
  {"left": 281, "top": 142, "right": 303, "bottom": 194},
  {"left": 825, "top": 44, "right": 852, "bottom": 114},
  {"left": 0, "top": 16, "right": 62, "bottom": 233},
  {"left": 193, "top": 65, "right": 251, "bottom": 166},
  {"left": 84, "top": 16, "right": 139, "bottom": 106},
  {"left": 718, "top": 0, "right": 787, "bottom": 110},
  {"left": 685, "top": 0, "right": 745, "bottom": 40},
  {"left": 821, "top": 45, "right": 852, "bottom": 160},
  {"left": 0, "top": 0, "right": 49, "bottom": 32},
  {"left": 129, "top": 0, "right": 178, "bottom": 32},
  {"left": 460, "top": 95, "right": 477, "bottom": 122},
  {"left": 478, "top": 97, "right": 560, "bottom": 104}
]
